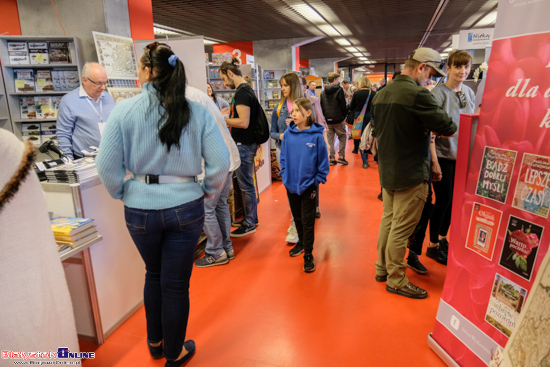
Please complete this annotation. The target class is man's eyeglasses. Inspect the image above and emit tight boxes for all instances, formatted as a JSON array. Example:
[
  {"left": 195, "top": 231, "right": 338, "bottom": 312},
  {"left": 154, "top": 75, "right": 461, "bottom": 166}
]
[
  {"left": 145, "top": 42, "right": 170, "bottom": 68},
  {"left": 456, "top": 91, "right": 467, "bottom": 109},
  {"left": 86, "top": 77, "right": 107, "bottom": 87}
]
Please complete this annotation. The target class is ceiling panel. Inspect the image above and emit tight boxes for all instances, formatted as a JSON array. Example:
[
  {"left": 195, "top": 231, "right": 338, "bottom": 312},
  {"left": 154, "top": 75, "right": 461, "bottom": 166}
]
[{"left": 152, "top": 0, "right": 498, "bottom": 66}]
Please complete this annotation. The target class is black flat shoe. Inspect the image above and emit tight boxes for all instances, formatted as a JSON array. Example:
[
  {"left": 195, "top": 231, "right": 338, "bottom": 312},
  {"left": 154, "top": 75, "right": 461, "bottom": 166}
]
[
  {"left": 147, "top": 339, "right": 163, "bottom": 359},
  {"left": 165, "top": 340, "right": 196, "bottom": 367}
]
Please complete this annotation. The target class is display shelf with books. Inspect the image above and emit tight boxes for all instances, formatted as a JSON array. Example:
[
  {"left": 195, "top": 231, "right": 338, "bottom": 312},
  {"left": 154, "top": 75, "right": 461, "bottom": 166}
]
[
  {"left": 0, "top": 66, "right": 10, "bottom": 132},
  {"left": 0, "top": 36, "right": 83, "bottom": 149},
  {"left": 206, "top": 63, "right": 259, "bottom": 101},
  {"left": 259, "top": 67, "right": 286, "bottom": 113}
]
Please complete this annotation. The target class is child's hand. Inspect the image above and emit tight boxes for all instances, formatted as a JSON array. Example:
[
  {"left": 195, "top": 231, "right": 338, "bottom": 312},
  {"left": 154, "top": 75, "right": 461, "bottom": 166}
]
[
  {"left": 286, "top": 118, "right": 292, "bottom": 126},
  {"left": 279, "top": 133, "right": 284, "bottom": 141}
]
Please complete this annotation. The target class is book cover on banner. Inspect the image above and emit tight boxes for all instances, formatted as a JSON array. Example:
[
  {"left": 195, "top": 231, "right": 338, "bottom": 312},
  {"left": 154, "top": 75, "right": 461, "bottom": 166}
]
[
  {"left": 51, "top": 217, "right": 94, "bottom": 236},
  {"left": 501, "top": 249, "right": 550, "bottom": 367},
  {"left": 475, "top": 146, "right": 517, "bottom": 204},
  {"left": 465, "top": 203, "right": 503, "bottom": 260},
  {"left": 512, "top": 153, "right": 550, "bottom": 218},
  {"left": 498, "top": 215, "right": 543, "bottom": 281},
  {"left": 485, "top": 273, "right": 527, "bottom": 338}
]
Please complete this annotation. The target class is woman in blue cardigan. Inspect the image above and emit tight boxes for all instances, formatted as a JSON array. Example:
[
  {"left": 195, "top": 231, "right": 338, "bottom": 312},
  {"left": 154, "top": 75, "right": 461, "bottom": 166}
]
[{"left": 96, "top": 43, "right": 229, "bottom": 367}]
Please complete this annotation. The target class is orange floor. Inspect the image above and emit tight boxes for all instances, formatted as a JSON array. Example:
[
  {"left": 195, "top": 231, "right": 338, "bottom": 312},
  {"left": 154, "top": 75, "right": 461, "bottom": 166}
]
[{"left": 80, "top": 143, "right": 448, "bottom": 367}]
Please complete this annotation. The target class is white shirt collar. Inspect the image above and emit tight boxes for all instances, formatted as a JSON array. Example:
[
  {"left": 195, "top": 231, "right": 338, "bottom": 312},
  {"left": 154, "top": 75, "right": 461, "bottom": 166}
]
[{"left": 79, "top": 85, "right": 102, "bottom": 102}]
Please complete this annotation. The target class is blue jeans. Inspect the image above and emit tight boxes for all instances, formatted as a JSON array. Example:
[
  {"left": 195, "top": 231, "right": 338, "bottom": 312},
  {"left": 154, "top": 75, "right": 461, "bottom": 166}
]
[
  {"left": 235, "top": 143, "right": 258, "bottom": 227},
  {"left": 124, "top": 197, "right": 204, "bottom": 361},
  {"left": 203, "top": 172, "right": 233, "bottom": 256}
]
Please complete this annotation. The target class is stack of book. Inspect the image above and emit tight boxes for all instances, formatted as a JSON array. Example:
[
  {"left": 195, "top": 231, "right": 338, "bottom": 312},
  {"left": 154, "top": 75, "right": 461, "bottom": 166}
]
[
  {"left": 51, "top": 216, "right": 97, "bottom": 251},
  {"left": 44, "top": 160, "right": 98, "bottom": 184}
]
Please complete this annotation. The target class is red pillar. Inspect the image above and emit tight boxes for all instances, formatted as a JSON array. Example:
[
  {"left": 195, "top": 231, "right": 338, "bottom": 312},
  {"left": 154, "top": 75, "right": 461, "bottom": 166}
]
[
  {"left": 0, "top": 0, "right": 22, "bottom": 36},
  {"left": 127, "top": 0, "right": 154, "bottom": 41}
]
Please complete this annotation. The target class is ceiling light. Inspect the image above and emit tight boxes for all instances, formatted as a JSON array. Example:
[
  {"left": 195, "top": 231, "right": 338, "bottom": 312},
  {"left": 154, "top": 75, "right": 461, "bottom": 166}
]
[
  {"left": 440, "top": 53, "right": 449, "bottom": 58},
  {"left": 443, "top": 47, "right": 453, "bottom": 52},
  {"left": 336, "top": 38, "right": 351, "bottom": 46},
  {"left": 476, "top": 11, "right": 498, "bottom": 27},
  {"left": 154, "top": 27, "right": 183, "bottom": 36},
  {"left": 317, "top": 24, "right": 341, "bottom": 37},
  {"left": 289, "top": 3, "right": 326, "bottom": 25},
  {"left": 353, "top": 52, "right": 363, "bottom": 57}
]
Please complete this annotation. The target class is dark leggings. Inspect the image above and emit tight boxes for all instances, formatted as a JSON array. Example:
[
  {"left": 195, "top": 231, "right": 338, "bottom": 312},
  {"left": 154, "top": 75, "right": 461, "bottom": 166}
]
[{"left": 429, "top": 158, "right": 456, "bottom": 243}]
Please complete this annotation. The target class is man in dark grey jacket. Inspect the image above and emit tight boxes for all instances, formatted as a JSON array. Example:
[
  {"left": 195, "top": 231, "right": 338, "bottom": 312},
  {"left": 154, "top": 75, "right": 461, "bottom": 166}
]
[
  {"left": 372, "top": 47, "right": 457, "bottom": 300},
  {"left": 320, "top": 72, "right": 348, "bottom": 165}
]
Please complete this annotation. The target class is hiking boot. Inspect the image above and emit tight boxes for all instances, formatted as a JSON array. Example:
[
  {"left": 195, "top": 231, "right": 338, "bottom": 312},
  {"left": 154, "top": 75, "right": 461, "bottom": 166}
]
[
  {"left": 285, "top": 222, "right": 299, "bottom": 243},
  {"left": 195, "top": 252, "right": 229, "bottom": 267},
  {"left": 304, "top": 253, "right": 315, "bottom": 273},
  {"left": 226, "top": 248, "right": 235, "bottom": 260},
  {"left": 352, "top": 148, "right": 359, "bottom": 154},
  {"left": 329, "top": 159, "right": 337, "bottom": 166},
  {"left": 439, "top": 238, "right": 449, "bottom": 257},
  {"left": 230, "top": 222, "right": 256, "bottom": 238},
  {"left": 289, "top": 243, "right": 304, "bottom": 257},
  {"left": 375, "top": 274, "right": 388, "bottom": 282},
  {"left": 362, "top": 163, "right": 368, "bottom": 169},
  {"left": 337, "top": 158, "right": 348, "bottom": 165},
  {"left": 407, "top": 251, "right": 428, "bottom": 274},
  {"left": 386, "top": 282, "right": 428, "bottom": 299},
  {"left": 231, "top": 219, "right": 259, "bottom": 227},
  {"left": 426, "top": 245, "right": 447, "bottom": 265}
]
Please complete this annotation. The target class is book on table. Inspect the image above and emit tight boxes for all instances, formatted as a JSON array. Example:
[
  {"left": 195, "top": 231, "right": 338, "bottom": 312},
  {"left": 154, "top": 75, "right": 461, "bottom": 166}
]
[
  {"left": 54, "top": 225, "right": 96, "bottom": 242},
  {"left": 56, "top": 231, "right": 98, "bottom": 249},
  {"left": 51, "top": 216, "right": 94, "bottom": 236}
]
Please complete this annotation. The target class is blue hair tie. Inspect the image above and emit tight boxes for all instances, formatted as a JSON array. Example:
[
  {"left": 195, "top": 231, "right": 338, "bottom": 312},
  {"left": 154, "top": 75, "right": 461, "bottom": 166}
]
[{"left": 168, "top": 54, "right": 179, "bottom": 67}]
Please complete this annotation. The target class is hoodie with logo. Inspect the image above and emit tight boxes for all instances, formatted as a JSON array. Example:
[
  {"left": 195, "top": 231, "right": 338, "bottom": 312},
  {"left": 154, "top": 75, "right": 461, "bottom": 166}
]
[{"left": 280, "top": 122, "right": 330, "bottom": 195}]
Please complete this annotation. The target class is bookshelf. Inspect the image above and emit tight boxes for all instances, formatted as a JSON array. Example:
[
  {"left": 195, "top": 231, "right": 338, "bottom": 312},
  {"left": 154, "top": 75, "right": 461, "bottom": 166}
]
[
  {"left": 206, "top": 63, "right": 258, "bottom": 106},
  {"left": 259, "top": 68, "right": 287, "bottom": 114},
  {"left": 0, "top": 65, "right": 10, "bottom": 132},
  {"left": 0, "top": 36, "right": 83, "bottom": 156}
]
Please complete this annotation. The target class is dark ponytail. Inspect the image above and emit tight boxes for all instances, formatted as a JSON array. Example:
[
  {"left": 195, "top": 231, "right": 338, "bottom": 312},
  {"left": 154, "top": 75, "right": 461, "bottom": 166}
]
[
  {"left": 219, "top": 57, "right": 242, "bottom": 77},
  {"left": 141, "top": 44, "right": 190, "bottom": 152}
]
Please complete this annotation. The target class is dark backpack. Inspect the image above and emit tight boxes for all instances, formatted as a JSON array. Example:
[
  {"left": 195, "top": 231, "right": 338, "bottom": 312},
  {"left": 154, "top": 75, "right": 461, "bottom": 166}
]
[
  {"left": 253, "top": 100, "right": 269, "bottom": 144},
  {"left": 242, "top": 84, "right": 269, "bottom": 144}
]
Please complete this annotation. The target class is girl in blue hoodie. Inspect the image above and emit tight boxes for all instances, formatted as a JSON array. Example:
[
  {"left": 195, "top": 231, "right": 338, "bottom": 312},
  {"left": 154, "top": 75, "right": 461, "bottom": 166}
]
[{"left": 280, "top": 98, "right": 330, "bottom": 272}]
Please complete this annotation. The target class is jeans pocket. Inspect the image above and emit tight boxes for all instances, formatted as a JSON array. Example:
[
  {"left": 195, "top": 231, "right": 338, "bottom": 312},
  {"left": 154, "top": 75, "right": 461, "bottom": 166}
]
[
  {"left": 125, "top": 207, "right": 147, "bottom": 235},
  {"left": 174, "top": 199, "right": 205, "bottom": 232}
]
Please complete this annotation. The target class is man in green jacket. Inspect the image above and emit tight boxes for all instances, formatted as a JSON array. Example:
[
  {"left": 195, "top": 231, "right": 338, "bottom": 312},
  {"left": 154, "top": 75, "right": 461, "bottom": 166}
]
[{"left": 372, "top": 47, "right": 457, "bottom": 299}]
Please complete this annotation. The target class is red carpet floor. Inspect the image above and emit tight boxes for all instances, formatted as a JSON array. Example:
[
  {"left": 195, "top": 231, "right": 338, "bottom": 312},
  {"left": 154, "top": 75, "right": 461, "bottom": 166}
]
[{"left": 81, "top": 143, "right": 447, "bottom": 366}]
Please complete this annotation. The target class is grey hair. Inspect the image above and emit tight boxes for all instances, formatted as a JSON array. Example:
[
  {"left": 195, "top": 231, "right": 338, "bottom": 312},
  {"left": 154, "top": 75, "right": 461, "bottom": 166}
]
[{"left": 82, "top": 62, "right": 103, "bottom": 78}]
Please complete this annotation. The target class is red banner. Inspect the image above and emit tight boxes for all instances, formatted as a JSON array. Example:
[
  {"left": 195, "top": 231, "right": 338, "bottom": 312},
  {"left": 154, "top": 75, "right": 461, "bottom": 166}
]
[{"left": 429, "top": 6, "right": 550, "bottom": 366}]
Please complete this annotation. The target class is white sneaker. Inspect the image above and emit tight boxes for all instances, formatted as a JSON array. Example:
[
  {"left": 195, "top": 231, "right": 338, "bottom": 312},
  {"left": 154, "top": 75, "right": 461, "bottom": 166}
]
[{"left": 285, "top": 222, "right": 299, "bottom": 243}]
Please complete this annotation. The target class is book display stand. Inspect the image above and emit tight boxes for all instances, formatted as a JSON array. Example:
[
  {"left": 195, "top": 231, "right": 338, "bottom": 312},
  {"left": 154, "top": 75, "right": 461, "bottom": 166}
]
[
  {"left": 206, "top": 63, "right": 258, "bottom": 105},
  {"left": 260, "top": 68, "right": 287, "bottom": 114},
  {"left": 0, "top": 36, "right": 83, "bottom": 160}
]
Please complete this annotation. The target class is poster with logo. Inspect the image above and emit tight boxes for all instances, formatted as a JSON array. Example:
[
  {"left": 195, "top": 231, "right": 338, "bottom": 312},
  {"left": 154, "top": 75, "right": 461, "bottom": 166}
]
[
  {"left": 429, "top": 1, "right": 550, "bottom": 366},
  {"left": 465, "top": 203, "right": 503, "bottom": 260},
  {"left": 476, "top": 147, "right": 517, "bottom": 204},
  {"left": 512, "top": 153, "right": 550, "bottom": 218},
  {"left": 498, "top": 216, "right": 543, "bottom": 281},
  {"left": 485, "top": 274, "right": 527, "bottom": 338}
]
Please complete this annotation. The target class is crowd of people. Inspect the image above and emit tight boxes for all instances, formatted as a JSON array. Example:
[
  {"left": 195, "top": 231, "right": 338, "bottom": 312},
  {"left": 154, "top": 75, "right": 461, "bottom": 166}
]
[{"left": 91, "top": 43, "right": 475, "bottom": 365}]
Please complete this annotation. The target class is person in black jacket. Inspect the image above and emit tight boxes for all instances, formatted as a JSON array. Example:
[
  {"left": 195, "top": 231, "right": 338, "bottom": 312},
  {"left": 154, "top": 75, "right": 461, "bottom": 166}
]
[
  {"left": 320, "top": 72, "right": 348, "bottom": 165},
  {"left": 348, "top": 76, "right": 375, "bottom": 168}
]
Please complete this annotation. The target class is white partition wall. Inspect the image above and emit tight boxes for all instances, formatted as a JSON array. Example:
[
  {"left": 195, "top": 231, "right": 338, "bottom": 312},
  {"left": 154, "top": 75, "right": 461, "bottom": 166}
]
[{"left": 134, "top": 36, "right": 208, "bottom": 94}]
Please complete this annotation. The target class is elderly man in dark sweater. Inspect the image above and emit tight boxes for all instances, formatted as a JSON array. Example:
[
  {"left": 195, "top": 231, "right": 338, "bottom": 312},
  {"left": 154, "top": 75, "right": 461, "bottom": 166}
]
[{"left": 372, "top": 48, "right": 457, "bottom": 299}]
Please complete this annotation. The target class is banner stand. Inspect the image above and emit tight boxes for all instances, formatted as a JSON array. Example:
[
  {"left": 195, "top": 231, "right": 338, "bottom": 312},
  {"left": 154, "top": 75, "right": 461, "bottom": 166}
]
[{"left": 427, "top": 334, "right": 460, "bottom": 367}]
